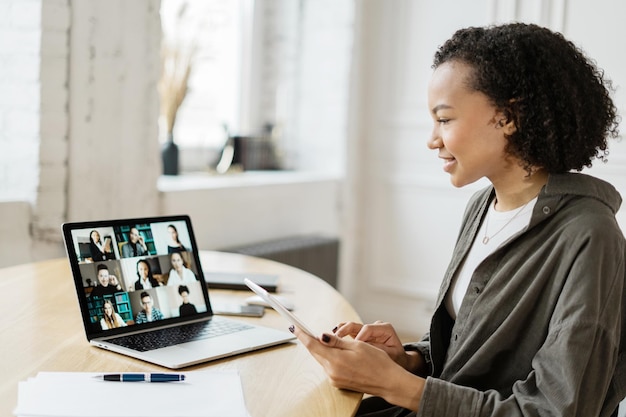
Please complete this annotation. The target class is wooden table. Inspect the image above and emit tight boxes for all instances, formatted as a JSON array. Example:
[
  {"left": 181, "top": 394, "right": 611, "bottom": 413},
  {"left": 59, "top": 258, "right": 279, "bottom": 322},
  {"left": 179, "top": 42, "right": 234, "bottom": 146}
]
[{"left": 0, "top": 251, "right": 363, "bottom": 417}]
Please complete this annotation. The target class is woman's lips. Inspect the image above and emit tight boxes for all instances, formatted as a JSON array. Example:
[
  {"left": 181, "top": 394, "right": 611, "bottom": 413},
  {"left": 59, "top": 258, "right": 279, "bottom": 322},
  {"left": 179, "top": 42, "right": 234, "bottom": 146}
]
[{"left": 441, "top": 156, "right": 456, "bottom": 173}]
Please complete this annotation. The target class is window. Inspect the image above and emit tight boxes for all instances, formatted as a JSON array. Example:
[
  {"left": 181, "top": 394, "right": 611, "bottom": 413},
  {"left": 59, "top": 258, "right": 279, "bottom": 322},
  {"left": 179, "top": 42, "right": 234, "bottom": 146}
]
[
  {"left": 159, "top": 0, "right": 252, "bottom": 150},
  {"left": 159, "top": 0, "right": 354, "bottom": 174}
]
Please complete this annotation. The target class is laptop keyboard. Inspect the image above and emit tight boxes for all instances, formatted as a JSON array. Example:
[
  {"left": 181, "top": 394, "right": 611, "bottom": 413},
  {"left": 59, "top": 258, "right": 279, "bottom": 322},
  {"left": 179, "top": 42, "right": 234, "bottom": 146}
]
[{"left": 107, "top": 319, "right": 254, "bottom": 352}]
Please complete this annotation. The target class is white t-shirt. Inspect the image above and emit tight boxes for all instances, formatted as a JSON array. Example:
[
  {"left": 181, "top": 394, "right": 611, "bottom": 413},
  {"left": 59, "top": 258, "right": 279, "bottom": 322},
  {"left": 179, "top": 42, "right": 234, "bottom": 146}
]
[
  {"left": 138, "top": 276, "right": 154, "bottom": 289},
  {"left": 445, "top": 197, "right": 537, "bottom": 319},
  {"left": 167, "top": 267, "right": 197, "bottom": 286}
]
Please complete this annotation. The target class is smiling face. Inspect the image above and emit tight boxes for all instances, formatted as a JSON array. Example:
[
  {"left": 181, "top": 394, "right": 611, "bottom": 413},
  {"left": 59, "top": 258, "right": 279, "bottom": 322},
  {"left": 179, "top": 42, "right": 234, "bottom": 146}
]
[
  {"left": 427, "top": 61, "right": 516, "bottom": 188},
  {"left": 97, "top": 267, "right": 110, "bottom": 286},
  {"left": 137, "top": 261, "right": 149, "bottom": 279},
  {"left": 168, "top": 226, "right": 178, "bottom": 241},
  {"left": 103, "top": 301, "right": 113, "bottom": 317},
  {"left": 171, "top": 253, "right": 184, "bottom": 271},
  {"left": 141, "top": 295, "right": 153, "bottom": 313},
  {"left": 129, "top": 228, "right": 140, "bottom": 243}
]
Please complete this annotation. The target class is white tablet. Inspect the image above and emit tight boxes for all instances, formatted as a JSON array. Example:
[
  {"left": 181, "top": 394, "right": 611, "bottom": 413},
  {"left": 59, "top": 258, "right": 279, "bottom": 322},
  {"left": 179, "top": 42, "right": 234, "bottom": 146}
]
[{"left": 244, "top": 278, "right": 316, "bottom": 337}]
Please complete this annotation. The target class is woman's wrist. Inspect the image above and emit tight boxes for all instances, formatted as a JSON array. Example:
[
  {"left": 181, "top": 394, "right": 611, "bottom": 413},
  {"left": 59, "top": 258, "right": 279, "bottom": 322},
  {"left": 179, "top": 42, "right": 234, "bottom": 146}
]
[{"left": 383, "top": 367, "right": 425, "bottom": 411}]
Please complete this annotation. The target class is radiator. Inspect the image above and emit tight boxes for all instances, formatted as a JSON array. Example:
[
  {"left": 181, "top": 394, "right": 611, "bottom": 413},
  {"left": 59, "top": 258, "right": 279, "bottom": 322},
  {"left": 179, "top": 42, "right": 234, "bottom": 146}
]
[{"left": 221, "top": 235, "right": 340, "bottom": 288}]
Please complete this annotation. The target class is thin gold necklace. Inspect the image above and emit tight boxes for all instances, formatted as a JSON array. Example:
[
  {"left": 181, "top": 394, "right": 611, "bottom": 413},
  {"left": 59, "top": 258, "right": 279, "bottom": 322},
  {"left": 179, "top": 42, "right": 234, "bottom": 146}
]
[{"left": 482, "top": 199, "right": 532, "bottom": 245}]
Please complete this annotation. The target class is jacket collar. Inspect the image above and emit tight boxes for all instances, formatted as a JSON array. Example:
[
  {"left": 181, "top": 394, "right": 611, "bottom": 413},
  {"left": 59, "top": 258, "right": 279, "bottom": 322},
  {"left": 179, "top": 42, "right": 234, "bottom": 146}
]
[{"left": 542, "top": 172, "right": 622, "bottom": 214}]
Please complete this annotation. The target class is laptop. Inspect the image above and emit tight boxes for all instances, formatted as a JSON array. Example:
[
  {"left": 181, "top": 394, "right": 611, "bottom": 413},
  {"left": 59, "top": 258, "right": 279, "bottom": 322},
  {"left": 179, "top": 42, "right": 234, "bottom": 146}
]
[{"left": 62, "top": 214, "right": 294, "bottom": 369}]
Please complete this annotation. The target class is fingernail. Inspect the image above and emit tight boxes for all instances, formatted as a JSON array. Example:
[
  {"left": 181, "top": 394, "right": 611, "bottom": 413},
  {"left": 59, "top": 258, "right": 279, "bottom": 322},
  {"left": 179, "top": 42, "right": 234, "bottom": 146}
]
[
  {"left": 288, "top": 325, "right": 295, "bottom": 333},
  {"left": 321, "top": 333, "right": 331, "bottom": 343},
  {"left": 332, "top": 326, "right": 338, "bottom": 333}
]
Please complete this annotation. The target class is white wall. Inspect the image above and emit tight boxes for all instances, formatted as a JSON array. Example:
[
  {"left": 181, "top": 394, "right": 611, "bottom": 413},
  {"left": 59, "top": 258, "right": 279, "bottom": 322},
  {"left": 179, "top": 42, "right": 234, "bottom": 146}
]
[
  {"left": 0, "top": 201, "right": 32, "bottom": 266},
  {"left": 0, "top": 0, "right": 164, "bottom": 267},
  {"left": 66, "top": 1, "right": 162, "bottom": 222},
  {"left": 0, "top": 0, "right": 70, "bottom": 264},
  {"left": 36, "top": 0, "right": 70, "bottom": 245},
  {"left": 0, "top": 0, "right": 41, "bottom": 205}
]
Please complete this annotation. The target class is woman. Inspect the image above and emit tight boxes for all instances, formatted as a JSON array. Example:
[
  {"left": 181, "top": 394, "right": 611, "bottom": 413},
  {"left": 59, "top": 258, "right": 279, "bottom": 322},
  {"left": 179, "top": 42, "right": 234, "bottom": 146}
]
[
  {"left": 293, "top": 23, "right": 626, "bottom": 417},
  {"left": 177, "top": 285, "right": 198, "bottom": 317},
  {"left": 89, "top": 230, "right": 114, "bottom": 261},
  {"left": 133, "top": 259, "right": 161, "bottom": 290},
  {"left": 166, "top": 252, "right": 197, "bottom": 286},
  {"left": 121, "top": 227, "right": 148, "bottom": 258},
  {"left": 100, "top": 300, "right": 127, "bottom": 330},
  {"left": 166, "top": 224, "right": 187, "bottom": 253}
]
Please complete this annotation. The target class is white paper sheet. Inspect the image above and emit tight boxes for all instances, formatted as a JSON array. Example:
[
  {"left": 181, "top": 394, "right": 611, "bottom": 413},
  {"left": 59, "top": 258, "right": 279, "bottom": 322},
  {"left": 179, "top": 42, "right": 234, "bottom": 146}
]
[{"left": 14, "top": 371, "right": 251, "bottom": 417}]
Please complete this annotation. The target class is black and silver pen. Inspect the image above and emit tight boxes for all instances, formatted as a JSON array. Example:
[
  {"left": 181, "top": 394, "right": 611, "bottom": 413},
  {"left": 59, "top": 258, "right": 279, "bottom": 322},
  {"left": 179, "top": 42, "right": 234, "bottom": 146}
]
[{"left": 94, "top": 373, "right": 185, "bottom": 382}]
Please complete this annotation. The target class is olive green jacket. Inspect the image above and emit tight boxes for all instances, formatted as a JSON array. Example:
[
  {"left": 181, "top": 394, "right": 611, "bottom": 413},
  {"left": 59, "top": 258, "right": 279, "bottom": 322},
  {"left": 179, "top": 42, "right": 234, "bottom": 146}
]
[{"left": 412, "top": 173, "right": 626, "bottom": 417}]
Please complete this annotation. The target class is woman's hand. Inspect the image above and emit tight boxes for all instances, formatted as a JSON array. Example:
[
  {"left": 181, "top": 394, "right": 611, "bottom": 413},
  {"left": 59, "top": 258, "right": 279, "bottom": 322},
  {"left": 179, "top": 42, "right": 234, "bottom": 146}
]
[
  {"left": 292, "top": 326, "right": 425, "bottom": 411},
  {"left": 103, "top": 237, "right": 112, "bottom": 252},
  {"left": 333, "top": 321, "right": 425, "bottom": 374}
]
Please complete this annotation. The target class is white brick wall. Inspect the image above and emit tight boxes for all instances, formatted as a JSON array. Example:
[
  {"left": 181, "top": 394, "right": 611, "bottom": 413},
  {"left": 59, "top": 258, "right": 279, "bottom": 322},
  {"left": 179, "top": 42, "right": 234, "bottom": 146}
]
[
  {"left": 66, "top": 0, "right": 161, "bottom": 221},
  {"left": 0, "top": 0, "right": 42, "bottom": 203},
  {"left": 0, "top": 0, "right": 161, "bottom": 267},
  {"left": 0, "top": 201, "right": 33, "bottom": 266},
  {"left": 35, "top": 0, "right": 70, "bottom": 241}
]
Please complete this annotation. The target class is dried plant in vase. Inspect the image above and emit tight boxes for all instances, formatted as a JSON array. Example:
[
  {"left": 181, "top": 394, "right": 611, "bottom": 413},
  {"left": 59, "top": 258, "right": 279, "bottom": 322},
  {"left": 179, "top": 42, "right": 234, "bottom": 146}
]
[
  {"left": 158, "top": 2, "right": 197, "bottom": 175},
  {"left": 158, "top": 38, "right": 196, "bottom": 143}
]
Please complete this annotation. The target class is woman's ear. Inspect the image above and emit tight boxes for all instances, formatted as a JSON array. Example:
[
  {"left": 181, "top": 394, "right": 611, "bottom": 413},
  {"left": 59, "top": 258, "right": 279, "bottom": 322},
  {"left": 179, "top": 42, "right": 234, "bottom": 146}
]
[
  {"left": 495, "top": 108, "right": 517, "bottom": 135},
  {"left": 501, "top": 118, "right": 517, "bottom": 135}
]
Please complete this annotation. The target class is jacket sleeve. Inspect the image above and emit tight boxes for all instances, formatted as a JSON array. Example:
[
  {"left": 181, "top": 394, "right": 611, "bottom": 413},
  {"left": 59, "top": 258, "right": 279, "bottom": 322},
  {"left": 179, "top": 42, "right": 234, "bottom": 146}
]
[
  {"left": 404, "top": 332, "right": 432, "bottom": 377},
  {"left": 417, "top": 232, "right": 625, "bottom": 417}
]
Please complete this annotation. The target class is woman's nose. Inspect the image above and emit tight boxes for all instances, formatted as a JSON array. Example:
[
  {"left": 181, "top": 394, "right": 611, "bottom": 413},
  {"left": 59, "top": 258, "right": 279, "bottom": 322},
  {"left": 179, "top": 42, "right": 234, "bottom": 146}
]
[{"left": 427, "top": 130, "right": 442, "bottom": 150}]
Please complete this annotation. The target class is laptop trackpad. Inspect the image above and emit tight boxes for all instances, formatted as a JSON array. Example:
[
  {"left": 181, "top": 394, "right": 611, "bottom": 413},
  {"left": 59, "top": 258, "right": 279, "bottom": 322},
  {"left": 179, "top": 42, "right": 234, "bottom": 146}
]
[{"left": 179, "top": 327, "right": 294, "bottom": 355}]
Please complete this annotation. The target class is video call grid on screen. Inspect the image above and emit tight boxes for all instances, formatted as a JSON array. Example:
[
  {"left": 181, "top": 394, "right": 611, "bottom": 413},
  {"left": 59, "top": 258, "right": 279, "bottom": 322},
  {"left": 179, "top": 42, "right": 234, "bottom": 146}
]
[{"left": 66, "top": 218, "right": 210, "bottom": 335}]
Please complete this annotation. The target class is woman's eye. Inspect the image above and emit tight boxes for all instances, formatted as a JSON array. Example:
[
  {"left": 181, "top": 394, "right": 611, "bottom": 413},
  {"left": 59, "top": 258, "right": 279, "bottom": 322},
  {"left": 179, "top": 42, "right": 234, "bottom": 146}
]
[{"left": 437, "top": 118, "right": 450, "bottom": 125}]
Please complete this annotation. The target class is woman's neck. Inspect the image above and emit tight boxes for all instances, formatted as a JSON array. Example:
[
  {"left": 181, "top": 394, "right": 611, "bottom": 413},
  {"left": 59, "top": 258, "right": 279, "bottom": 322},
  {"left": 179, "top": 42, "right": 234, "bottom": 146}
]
[{"left": 492, "top": 169, "right": 548, "bottom": 211}]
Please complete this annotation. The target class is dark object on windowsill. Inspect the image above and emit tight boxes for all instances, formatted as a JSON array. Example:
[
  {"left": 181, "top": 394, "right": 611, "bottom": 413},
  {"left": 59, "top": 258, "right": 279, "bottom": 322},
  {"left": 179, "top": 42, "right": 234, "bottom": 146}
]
[
  {"left": 217, "top": 123, "right": 282, "bottom": 173},
  {"left": 162, "top": 134, "right": 179, "bottom": 175},
  {"left": 232, "top": 136, "right": 280, "bottom": 171}
]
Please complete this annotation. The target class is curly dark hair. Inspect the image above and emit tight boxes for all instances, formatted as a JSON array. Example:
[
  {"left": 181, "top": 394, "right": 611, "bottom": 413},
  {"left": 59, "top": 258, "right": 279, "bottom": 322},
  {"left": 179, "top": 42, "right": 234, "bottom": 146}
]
[{"left": 433, "top": 23, "right": 620, "bottom": 173}]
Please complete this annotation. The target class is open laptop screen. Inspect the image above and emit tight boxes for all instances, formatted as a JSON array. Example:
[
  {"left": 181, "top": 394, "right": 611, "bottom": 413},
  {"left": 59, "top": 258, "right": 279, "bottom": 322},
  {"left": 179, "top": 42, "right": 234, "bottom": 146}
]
[{"left": 62, "top": 215, "right": 212, "bottom": 340}]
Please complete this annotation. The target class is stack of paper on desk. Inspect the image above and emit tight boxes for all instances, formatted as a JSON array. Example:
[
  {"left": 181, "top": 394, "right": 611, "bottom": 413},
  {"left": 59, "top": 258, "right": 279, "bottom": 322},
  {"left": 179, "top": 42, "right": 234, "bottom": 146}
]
[{"left": 14, "top": 370, "right": 251, "bottom": 417}]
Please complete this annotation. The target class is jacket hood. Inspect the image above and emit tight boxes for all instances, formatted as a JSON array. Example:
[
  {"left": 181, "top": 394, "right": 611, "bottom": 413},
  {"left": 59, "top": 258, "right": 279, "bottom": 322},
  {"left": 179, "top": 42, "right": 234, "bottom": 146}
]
[{"left": 543, "top": 172, "right": 622, "bottom": 214}]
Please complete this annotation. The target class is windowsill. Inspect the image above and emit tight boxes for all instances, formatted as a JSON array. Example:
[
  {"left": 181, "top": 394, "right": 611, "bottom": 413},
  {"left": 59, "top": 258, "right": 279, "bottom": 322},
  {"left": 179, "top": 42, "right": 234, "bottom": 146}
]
[{"left": 157, "top": 170, "right": 341, "bottom": 192}]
